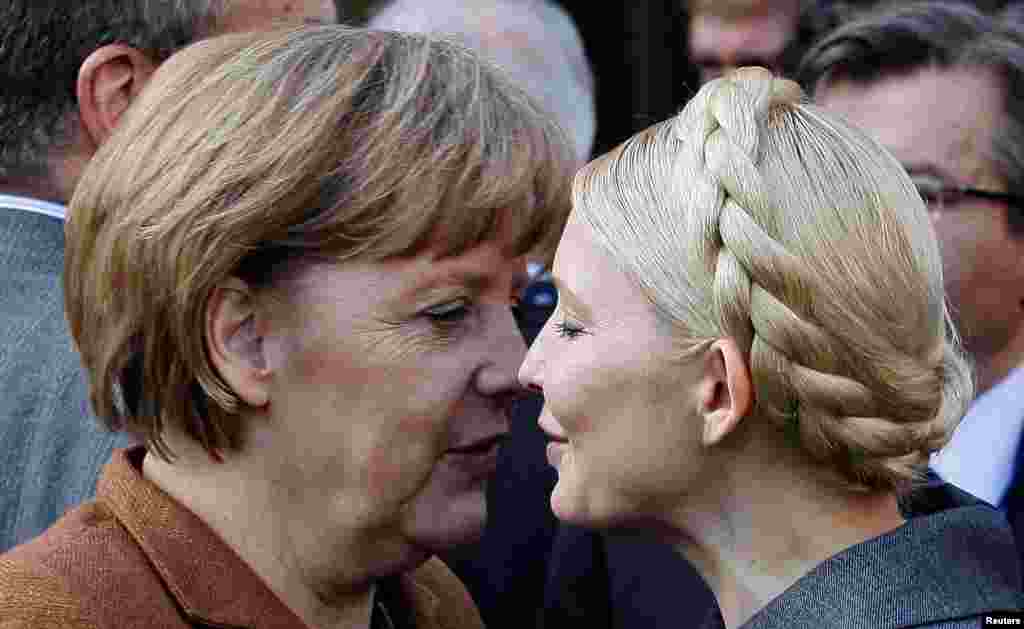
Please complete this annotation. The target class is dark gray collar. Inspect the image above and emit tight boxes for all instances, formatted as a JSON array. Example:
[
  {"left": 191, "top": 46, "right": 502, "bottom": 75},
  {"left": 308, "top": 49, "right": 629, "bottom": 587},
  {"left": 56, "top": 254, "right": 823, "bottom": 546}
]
[
  {"left": 742, "top": 478, "right": 1024, "bottom": 629},
  {"left": 0, "top": 203, "right": 66, "bottom": 276}
]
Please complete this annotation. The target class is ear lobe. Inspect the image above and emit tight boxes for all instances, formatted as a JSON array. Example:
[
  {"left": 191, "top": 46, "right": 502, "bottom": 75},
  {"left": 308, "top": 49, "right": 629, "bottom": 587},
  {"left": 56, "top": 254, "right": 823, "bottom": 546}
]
[
  {"left": 76, "top": 44, "right": 158, "bottom": 149},
  {"left": 206, "top": 278, "right": 271, "bottom": 409},
  {"left": 700, "top": 338, "right": 753, "bottom": 447}
]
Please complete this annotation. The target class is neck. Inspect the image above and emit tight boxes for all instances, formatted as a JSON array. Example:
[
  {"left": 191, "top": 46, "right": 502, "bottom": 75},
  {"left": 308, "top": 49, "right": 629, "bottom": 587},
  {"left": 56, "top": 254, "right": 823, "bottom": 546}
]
[
  {"left": 664, "top": 452, "right": 905, "bottom": 629},
  {"left": 0, "top": 139, "right": 92, "bottom": 204},
  {"left": 0, "top": 178, "right": 68, "bottom": 204},
  {"left": 974, "top": 332, "right": 1024, "bottom": 395},
  {"left": 142, "top": 440, "right": 379, "bottom": 629}
]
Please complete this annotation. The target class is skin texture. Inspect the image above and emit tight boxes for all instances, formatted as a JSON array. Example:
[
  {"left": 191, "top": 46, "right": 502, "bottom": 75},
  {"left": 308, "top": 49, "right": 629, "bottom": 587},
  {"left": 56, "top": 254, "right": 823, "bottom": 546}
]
[
  {"left": 818, "top": 67, "right": 1024, "bottom": 394},
  {"left": 689, "top": 1, "right": 800, "bottom": 83},
  {"left": 518, "top": 213, "right": 908, "bottom": 629},
  {"left": 218, "top": 0, "right": 338, "bottom": 32},
  {"left": 145, "top": 231, "right": 528, "bottom": 628},
  {"left": 250, "top": 241, "right": 528, "bottom": 561},
  {"left": 518, "top": 214, "right": 708, "bottom": 526}
]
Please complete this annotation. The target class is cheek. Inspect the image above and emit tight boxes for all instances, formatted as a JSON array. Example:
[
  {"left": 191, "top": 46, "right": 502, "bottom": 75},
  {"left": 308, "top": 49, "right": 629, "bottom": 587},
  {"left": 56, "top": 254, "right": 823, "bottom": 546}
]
[
  {"left": 554, "top": 354, "right": 648, "bottom": 434},
  {"left": 364, "top": 414, "right": 445, "bottom": 500},
  {"left": 545, "top": 367, "right": 598, "bottom": 436},
  {"left": 280, "top": 339, "right": 474, "bottom": 493},
  {"left": 933, "top": 214, "right": 1003, "bottom": 272}
]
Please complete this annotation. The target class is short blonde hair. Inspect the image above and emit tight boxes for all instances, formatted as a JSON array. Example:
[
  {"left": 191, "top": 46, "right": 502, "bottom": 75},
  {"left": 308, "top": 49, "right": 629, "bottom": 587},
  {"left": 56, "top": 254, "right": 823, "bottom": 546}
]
[
  {"left": 572, "top": 67, "right": 972, "bottom": 492},
  {"left": 66, "top": 25, "right": 575, "bottom": 459}
]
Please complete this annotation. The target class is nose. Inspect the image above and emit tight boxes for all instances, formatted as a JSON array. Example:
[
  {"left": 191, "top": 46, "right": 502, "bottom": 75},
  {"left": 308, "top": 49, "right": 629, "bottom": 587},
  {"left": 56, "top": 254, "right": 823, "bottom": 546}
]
[
  {"left": 518, "top": 329, "right": 546, "bottom": 393},
  {"left": 474, "top": 303, "right": 528, "bottom": 398}
]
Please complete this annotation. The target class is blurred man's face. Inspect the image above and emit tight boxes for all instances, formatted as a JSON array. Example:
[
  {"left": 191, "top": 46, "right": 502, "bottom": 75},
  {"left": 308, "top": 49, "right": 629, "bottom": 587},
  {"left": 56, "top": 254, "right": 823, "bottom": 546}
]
[
  {"left": 819, "top": 67, "right": 1024, "bottom": 393},
  {"left": 217, "top": 0, "right": 338, "bottom": 33},
  {"left": 689, "top": 2, "right": 800, "bottom": 82}
]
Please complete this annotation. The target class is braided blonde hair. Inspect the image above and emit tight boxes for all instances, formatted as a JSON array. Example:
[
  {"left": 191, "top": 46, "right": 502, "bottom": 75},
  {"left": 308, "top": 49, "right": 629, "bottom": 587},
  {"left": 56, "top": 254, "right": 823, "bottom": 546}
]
[{"left": 572, "top": 67, "right": 973, "bottom": 492}]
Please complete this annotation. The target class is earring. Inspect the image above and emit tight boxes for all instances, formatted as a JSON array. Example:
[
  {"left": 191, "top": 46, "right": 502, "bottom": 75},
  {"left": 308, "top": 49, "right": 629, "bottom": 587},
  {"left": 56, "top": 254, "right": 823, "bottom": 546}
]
[{"left": 783, "top": 397, "right": 801, "bottom": 448}]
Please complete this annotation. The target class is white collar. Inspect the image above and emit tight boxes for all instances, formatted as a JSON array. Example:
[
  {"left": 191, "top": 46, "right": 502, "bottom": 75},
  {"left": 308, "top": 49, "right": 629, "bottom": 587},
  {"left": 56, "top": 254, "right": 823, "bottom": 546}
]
[
  {"left": 931, "top": 365, "right": 1024, "bottom": 504},
  {"left": 0, "top": 193, "right": 66, "bottom": 220}
]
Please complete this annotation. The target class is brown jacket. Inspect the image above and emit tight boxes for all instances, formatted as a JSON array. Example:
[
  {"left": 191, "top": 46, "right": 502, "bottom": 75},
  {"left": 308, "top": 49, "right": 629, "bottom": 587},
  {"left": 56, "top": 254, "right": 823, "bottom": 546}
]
[{"left": 0, "top": 447, "right": 485, "bottom": 629}]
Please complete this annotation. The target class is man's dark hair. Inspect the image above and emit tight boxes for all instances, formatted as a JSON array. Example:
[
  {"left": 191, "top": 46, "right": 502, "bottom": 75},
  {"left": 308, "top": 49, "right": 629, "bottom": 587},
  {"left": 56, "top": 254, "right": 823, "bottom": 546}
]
[
  {"left": 0, "top": 1, "right": 225, "bottom": 181},
  {"left": 779, "top": 1, "right": 860, "bottom": 83},
  {"left": 799, "top": 1, "right": 1024, "bottom": 233}
]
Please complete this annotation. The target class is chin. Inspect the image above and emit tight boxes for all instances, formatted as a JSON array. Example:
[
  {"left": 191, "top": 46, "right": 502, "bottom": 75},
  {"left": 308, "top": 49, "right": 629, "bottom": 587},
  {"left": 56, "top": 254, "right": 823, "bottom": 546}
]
[
  {"left": 551, "top": 482, "right": 638, "bottom": 530},
  {"left": 405, "top": 488, "right": 489, "bottom": 553}
]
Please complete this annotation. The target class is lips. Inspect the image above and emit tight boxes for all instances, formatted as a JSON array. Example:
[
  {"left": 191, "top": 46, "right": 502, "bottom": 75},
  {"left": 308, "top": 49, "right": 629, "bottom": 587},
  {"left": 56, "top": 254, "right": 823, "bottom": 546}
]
[
  {"left": 542, "top": 430, "right": 568, "bottom": 444},
  {"left": 446, "top": 433, "right": 508, "bottom": 455},
  {"left": 538, "top": 408, "right": 568, "bottom": 443}
]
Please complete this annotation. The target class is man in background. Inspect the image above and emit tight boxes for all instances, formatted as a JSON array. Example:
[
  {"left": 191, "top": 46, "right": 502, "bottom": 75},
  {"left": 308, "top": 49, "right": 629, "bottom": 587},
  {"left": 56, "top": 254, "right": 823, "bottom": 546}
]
[
  {"left": 803, "top": 0, "right": 1024, "bottom": 560},
  {"left": 688, "top": 0, "right": 804, "bottom": 81},
  {"left": 0, "top": 0, "right": 337, "bottom": 551}
]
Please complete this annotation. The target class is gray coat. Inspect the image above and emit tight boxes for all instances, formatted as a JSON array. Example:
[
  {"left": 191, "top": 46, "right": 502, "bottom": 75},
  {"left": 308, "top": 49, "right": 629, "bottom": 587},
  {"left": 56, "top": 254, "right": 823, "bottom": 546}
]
[
  {"left": 739, "top": 478, "right": 1024, "bottom": 629},
  {"left": 0, "top": 205, "right": 130, "bottom": 551}
]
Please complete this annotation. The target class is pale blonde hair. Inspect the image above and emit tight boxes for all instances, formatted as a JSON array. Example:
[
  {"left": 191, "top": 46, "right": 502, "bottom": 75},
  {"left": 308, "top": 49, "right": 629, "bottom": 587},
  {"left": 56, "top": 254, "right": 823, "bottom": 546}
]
[
  {"left": 573, "top": 67, "right": 973, "bottom": 492},
  {"left": 66, "top": 25, "right": 575, "bottom": 460}
]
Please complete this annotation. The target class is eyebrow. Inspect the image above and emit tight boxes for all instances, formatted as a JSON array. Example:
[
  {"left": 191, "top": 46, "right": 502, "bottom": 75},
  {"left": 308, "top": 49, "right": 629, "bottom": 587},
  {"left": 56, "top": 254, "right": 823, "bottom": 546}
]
[
  {"left": 551, "top": 276, "right": 593, "bottom": 321},
  {"left": 407, "top": 269, "right": 530, "bottom": 300},
  {"left": 304, "top": 17, "right": 332, "bottom": 25}
]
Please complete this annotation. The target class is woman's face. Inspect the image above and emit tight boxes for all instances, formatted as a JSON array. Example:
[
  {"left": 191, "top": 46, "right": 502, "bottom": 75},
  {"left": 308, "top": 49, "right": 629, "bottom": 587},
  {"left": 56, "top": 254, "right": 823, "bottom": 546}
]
[
  {"left": 519, "top": 214, "right": 708, "bottom": 528},
  {"left": 253, "top": 233, "right": 528, "bottom": 566}
]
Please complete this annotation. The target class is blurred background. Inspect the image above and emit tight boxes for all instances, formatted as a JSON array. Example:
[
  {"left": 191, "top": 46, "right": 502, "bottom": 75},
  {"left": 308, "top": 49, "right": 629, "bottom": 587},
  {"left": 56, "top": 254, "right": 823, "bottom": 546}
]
[{"left": 336, "top": 0, "right": 1011, "bottom": 160}]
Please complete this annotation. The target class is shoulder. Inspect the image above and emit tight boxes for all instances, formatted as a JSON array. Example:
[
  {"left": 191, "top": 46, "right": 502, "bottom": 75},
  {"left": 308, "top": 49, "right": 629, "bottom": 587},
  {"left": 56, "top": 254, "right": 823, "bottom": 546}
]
[
  {"left": 406, "top": 557, "right": 485, "bottom": 629},
  {"left": 911, "top": 616, "right": 991, "bottom": 628},
  {"left": 0, "top": 204, "right": 64, "bottom": 271},
  {"left": 0, "top": 554, "right": 97, "bottom": 628},
  {"left": 0, "top": 502, "right": 182, "bottom": 629}
]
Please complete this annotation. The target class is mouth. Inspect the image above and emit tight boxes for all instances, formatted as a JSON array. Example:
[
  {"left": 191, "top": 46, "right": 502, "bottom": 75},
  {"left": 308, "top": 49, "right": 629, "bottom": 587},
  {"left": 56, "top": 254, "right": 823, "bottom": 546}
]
[
  {"left": 542, "top": 429, "right": 568, "bottom": 444},
  {"left": 446, "top": 433, "right": 508, "bottom": 456},
  {"left": 538, "top": 410, "right": 568, "bottom": 444}
]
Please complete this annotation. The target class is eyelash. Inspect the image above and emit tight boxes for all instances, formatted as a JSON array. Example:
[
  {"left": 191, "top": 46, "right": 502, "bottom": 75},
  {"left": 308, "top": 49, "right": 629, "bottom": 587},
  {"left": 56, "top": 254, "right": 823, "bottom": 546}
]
[
  {"left": 424, "top": 300, "right": 472, "bottom": 325},
  {"left": 425, "top": 294, "right": 525, "bottom": 329},
  {"left": 554, "top": 320, "right": 588, "bottom": 340}
]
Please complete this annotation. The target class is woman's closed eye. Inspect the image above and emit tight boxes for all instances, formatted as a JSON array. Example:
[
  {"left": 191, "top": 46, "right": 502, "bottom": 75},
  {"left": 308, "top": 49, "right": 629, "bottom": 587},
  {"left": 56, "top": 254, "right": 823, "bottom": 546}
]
[
  {"left": 424, "top": 299, "right": 473, "bottom": 326},
  {"left": 554, "top": 320, "right": 589, "bottom": 340}
]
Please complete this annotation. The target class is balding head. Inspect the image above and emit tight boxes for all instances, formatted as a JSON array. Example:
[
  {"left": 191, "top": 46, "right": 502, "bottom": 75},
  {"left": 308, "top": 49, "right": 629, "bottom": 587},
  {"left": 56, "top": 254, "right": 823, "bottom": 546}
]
[{"left": 369, "top": 0, "right": 595, "bottom": 164}]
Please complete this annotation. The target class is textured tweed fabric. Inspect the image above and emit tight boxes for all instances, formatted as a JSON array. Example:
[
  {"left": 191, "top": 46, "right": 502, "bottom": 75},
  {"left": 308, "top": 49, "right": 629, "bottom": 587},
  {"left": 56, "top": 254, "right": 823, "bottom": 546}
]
[{"left": 0, "top": 446, "right": 484, "bottom": 629}]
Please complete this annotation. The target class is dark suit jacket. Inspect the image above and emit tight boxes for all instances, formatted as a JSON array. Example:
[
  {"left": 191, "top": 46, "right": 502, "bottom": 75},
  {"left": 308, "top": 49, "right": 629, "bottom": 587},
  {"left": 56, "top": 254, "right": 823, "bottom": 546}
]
[
  {"left": 997, "top": 433, "right": 1024, "bottom": 569},
  {"left": 0, "top": 205, "right": 130, "bottom": 551},
  {"left": 544, "top": 475, "right": 1024, "bottom": 629},
  {"left": 0, "top": 446, "right": 484, "bottom": 629}
]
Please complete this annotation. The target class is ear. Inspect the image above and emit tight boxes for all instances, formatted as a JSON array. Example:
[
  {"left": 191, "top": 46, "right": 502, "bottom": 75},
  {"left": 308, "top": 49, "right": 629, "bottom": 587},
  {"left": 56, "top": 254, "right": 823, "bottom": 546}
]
[
  {"left": 206, "top": 278, "right": 271, "bottom": 409},
  {"left": 699, "top": 338, "right": 753, "bottom": 447},
  {"left": 76, "top": 44, "right": 158, "bottom": 149}
]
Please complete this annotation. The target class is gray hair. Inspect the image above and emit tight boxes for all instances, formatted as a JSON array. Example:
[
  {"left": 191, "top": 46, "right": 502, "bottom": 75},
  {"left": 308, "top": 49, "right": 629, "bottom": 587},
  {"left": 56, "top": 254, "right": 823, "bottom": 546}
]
[
  {"left": 368, "top": 0, "right": 596, "bottom": 163},
  {"left": 0, "top": 0, "right": 226, "bottom": 182}
]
